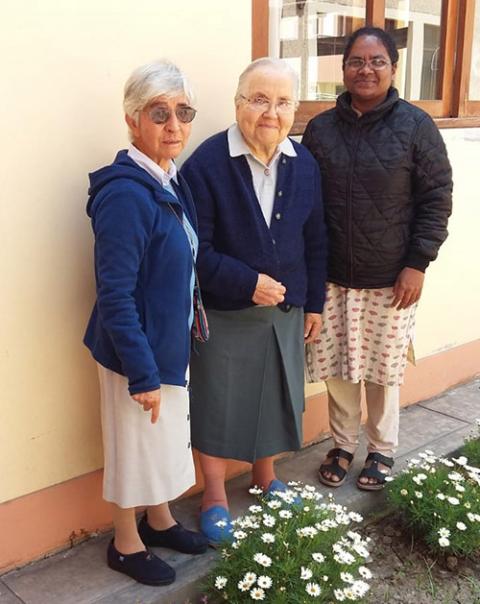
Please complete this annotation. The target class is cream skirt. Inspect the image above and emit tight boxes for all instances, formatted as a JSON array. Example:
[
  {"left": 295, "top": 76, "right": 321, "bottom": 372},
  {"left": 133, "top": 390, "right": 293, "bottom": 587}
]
[{"left": 97, "top": 364, "right": 195, "bottom": 509}]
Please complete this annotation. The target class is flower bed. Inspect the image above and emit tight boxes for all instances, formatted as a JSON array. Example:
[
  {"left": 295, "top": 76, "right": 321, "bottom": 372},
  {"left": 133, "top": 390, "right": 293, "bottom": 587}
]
[
  {"left": 204, "top": 483, "right": 372, "bottom": 602},
  {"left": 386, "top": 449, "right": 480, "bottom": 556}
]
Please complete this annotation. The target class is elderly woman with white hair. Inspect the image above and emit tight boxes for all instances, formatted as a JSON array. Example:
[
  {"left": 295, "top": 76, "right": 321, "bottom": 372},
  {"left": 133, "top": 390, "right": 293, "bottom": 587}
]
[
  {"left": 83, "top": 60, "right": 208, "bottom": 586},
  {"left": 181, "top": 58, "right": 327, "bottom": 544}
]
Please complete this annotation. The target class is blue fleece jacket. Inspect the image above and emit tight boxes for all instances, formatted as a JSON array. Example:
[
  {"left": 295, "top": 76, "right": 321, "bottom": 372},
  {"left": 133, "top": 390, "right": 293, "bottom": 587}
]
[
  {"left": 83, "top": 151, "right": 197, "bottom": 394},
  {"left": 181, "top": 131, "right": 327, "bottom": 312}
]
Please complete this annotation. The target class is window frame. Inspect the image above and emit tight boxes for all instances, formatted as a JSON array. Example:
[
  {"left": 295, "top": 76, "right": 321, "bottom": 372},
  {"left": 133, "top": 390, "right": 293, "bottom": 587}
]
[{"left": 252, "top": 0, "right": 480, "bottom": 132}]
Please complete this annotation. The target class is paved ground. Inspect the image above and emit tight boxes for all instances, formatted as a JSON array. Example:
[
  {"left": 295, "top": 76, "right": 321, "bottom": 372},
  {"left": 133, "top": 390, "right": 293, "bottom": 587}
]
[{"left": 1, "top": 379, "right": 478, "bottom": 604}]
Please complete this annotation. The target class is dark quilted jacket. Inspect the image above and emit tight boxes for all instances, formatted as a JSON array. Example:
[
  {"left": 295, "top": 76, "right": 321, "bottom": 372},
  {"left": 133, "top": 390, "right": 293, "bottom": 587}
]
[{"left": 302, "top": 87, "right": 452, "bottom": 289}]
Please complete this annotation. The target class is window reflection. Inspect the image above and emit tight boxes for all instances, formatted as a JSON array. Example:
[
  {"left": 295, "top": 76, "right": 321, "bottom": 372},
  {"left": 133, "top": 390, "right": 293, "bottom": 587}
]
[
  {"left": 269, "top": 0, "right": 366, "bottom": 101},
  {"left": 269, "top": 0, "right": 445, "bottom": 102},
  {"left": 385, "top": 1, "right": 444, "bottom": 101}
]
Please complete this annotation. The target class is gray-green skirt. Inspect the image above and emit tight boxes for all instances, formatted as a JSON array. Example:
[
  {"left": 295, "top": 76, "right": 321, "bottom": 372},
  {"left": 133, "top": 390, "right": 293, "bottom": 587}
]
[{"left": 190, "top": 305, "right": 305, "bottom": 462}]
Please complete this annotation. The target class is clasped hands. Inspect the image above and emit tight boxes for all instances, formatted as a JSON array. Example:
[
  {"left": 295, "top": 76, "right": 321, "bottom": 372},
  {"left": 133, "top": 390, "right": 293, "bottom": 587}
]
[{"left": 252, "top": 273, "right": 322, "bottom": 344}]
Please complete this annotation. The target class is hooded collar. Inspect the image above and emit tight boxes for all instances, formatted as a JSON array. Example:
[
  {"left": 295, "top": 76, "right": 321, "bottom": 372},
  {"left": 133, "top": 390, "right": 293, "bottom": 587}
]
[{"left": 336, "top": 86, "right": 399, "bottom": 125}]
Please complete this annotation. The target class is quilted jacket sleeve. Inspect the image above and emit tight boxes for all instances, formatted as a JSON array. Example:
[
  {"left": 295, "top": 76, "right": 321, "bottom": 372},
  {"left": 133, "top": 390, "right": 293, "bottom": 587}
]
[{"left": 406, "top": 115, "right": 453, "bottom": 271}]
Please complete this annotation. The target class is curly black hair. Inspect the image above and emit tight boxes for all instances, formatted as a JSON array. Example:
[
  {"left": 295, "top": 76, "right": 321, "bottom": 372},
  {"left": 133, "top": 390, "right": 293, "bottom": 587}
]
[{"left": 343, "top": 27, "right": 399, "bottom": 67}]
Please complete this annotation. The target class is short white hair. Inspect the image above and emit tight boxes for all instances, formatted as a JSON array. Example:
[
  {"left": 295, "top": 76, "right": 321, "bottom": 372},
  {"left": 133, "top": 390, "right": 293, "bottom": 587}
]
[
  {"left": 123, "top": 60, "right": 195, "bottom": 137},
  {"left": 234, "top": 57, "right": 299, "bottom": 104}
]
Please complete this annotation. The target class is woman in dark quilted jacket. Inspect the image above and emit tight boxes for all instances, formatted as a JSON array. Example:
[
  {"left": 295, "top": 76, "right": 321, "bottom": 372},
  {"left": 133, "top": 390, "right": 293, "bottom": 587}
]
[{"left": 302, "top": 27, "right": 452, "bottom": 491}]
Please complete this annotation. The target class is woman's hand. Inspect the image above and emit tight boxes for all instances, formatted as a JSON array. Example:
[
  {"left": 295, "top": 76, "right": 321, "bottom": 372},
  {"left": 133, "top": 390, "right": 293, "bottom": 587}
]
[
  {"left": 132, "top": 389, "right": 161, "bottom": 424},
  {"left": 391, "top": 267, "right": 425, "bottom": 310},
  {"left": 304, "top": 313, "right": 323, "bottom": 344},
  {"left": 252, "top": 273, "right": 286, "bottom": 306}
]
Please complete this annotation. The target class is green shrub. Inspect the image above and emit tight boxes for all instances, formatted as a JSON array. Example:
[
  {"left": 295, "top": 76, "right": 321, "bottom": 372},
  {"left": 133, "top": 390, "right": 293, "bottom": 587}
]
[
  {"left": 203, "top": 484, "right": 372, "bottom": 603},
  {"left": 462, "top": 419, "right": 480, "bottom": 468},
  {"left": 387, "top": 449, "right": 480, "bottom": 556}
]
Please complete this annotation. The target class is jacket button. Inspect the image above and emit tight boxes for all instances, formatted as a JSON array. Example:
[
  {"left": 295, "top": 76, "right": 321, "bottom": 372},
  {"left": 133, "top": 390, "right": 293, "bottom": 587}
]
[
  {"left": 282, "top": 158, "right": 287, "bottom": 164},
  {"left": 264, "top": 168, "right": 270, "bottom": 176},
  {"left": 272, "top": 238, "right": 276, "bottom": 245},
  {"left": 277, "top": 190, "right": 283, "bottom": 197},
  {"left": 187, "top": 442, "right": 191, "bottom": 448},
  {"left": 275, "top": 213, "right": 281, "bottom": 220}
]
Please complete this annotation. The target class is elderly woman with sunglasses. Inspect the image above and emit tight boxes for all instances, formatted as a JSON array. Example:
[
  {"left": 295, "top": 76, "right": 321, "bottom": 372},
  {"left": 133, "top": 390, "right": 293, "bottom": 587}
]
[
  {"left": 83, "top": 61, "right": 208, "bottom": 586},
  {"left": 302, "top": 27, "right": 452, "bottom": 491},
  {"left": 181, "top": 58, "right": 327, "bottom": 544}
]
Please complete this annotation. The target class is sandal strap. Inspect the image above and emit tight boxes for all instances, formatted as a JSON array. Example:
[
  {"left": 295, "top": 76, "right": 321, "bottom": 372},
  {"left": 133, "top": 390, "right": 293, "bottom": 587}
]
[
  {"left": 358, "top": 465, "right": 389, "bottom": 484},
  {"left": 365, "top": 452, "right": 394, "bottom": 468},
  {"left": 328, "top": 448, "right": 354, "bottom": 463},
  {"left": 319, "top": 461, "right": 348, "bottom": 481}
]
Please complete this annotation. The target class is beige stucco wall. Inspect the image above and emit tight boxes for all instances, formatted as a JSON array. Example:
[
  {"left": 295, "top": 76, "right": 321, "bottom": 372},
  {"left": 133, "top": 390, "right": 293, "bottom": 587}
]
[
  {"left": 1, "top": 1, "right": 479, "bottom": 505},
  {"left": 0, "top": 0, "right": 251, "bottom": 504}
]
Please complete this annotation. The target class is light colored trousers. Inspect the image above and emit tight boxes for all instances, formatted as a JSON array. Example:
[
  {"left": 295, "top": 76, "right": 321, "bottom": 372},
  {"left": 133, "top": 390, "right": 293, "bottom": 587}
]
[{"left": 326, "top": 377, "right": 399, "bottom": 457}]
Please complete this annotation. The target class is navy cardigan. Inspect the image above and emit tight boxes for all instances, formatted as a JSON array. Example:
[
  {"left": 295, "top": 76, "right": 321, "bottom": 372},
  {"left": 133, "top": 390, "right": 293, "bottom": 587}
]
[
  {"left": 181, "top": 131, "right": 327, "bottom": 312},
  {"left": 84, "top": 151, "right": 197, "bottom": 394}
]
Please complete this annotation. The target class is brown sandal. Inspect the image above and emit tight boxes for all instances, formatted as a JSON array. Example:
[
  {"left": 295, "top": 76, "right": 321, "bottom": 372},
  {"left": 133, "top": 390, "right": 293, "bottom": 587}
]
[{"left": 318, "top": 448, "right": 354, "bottom": 488}]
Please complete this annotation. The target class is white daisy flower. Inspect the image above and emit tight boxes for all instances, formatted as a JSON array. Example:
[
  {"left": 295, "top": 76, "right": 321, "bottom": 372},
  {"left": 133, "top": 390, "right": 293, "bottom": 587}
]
[
  {"left": 262, "top": 514, "right": 276, "bottom": 528},
  {"left": 296, "top": 526, "right": 319, "bottom": 538},
  {"left": 438, "top": 536, "right": 450, "bottom": 547},
  {"left": 238, "top": 579, "right": 250, "bottom": 591},
  {"left": 441, "top": 459, "right": 455, "bottom": 467},
  {"left": 334, "top": 588, "right": 346, "bottom": 601},
  {"left": 215, "top": 576, "right": 228, "bottom": 589},
  {"left": 250, "top": 586, "right": 265, "bottom": 600},
  {"left": 305, "top": 582, "right": 322, "bottom": 597},
  {"left": 279, "top": 509, "right": 292, "bottom": 519},
  {"left": 436, "top": 492, "right": 446, "bottom": 500},
  {"left": 455, "top": 484, "right": 466, "bottom": 493},
  {"left": 438, "top": 527, "right": 451, "bottom": 538},
  {"left": 249, "top": 505, "right": 262, "bottom": 513},
  {"left": 348, "top": 512, "right": 363, "bottom": 522},
  {"left": 257, "top": 575, "right": 272, "bottom": 589},
  {"left": 340, "top": 571, "right": 354, "bottom": 583},
  {"left": 243, "top": 572, "right": 257, "bottom": 585},
  {"left": 452, "top": 456, "right": 468, "bottom": 466},
  {"left": 447, "top": 496, "right": 460, "bottom": 505},
  {"left": 312, "top": 552, "right": 325, "bottom": 563},
  {"left": 301, "top": 566, "right": 313, "bottom": 580},
  {"left": 457, "top": 521, "right": 467, "bottom": 531},
  {"left": 415, "top": 491, "right": 423, "bottom": 498},
  {"left": 261, "top": 533, "right": 275, "bottom": 544},
  {"left": 400, "top": 489, "right": 408, "bottom": 496},
  {"left": 448, "top": 472, "right": 464, "bottom": 482},
  {"left": 352, "top": 579, "right": 370, "bottom": 597},
  {"left": 249, "top": 486, "right": 263, "bottom": 495},
  {"left": 358, "top": 565, "right": 373, "bottom": 579},
  {"left": 267, "top": 500, "right": 281, "bottom": 509},
  {"left": 233, "top": 530, "right": 247, "bottom": 540},
  {"left": 253, "top": 553, "right": 272, "bottom": 567}
]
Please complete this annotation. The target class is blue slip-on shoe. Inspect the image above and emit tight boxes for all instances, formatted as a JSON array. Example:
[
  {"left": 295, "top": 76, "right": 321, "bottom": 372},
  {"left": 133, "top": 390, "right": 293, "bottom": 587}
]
[
  {"left": 264, "top": 479, "right": 302, "bottom": 505},
  {"left": 199, "top": 505, "right": 233, "bottom": 546},
  {"left": 138, "top": 514, "right": 208, "bottom": 555},
  {"left": 107, "top": 539, "right": 175, "bottom": 586}
]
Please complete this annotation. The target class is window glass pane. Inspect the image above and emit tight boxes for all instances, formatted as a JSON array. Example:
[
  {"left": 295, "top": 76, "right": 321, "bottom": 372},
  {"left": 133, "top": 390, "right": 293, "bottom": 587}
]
[
  {"left": 469, "top": 0, "right": 480, "bottom": 100},
  {"left": 385, "top": 0, "right": 444, "bottom": 100},
  {"left": 269, "top": 0, "right": 366, "bottom": 101}
]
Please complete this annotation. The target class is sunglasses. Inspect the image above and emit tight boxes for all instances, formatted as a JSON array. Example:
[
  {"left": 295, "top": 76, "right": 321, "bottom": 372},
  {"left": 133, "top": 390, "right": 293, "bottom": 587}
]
[{"left": 148, "top": 104, "right": 197, "bottom": 124}]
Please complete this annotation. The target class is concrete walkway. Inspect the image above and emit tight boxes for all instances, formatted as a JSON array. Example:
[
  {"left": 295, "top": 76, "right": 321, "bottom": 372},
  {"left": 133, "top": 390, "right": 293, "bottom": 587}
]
[{"left": 1, "top": 379, "right": 479, "bottom": 604}]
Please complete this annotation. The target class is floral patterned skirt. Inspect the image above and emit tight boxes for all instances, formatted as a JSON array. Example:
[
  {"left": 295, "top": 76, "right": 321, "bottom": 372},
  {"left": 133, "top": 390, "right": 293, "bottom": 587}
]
[{"left": 306, "top": 283, "right": 417, "bottom": 387}]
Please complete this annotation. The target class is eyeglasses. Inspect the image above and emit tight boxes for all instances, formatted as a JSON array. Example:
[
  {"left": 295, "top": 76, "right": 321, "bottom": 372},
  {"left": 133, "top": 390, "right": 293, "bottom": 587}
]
[
  {"left": 148, "top": 104, "right": 197, "bottom": 124},
  {"left": 239, "top": 94, "right": 297, "bottom": 114},
  {"left": 344, "top": 58, "right": 392, "bottom": 71}
]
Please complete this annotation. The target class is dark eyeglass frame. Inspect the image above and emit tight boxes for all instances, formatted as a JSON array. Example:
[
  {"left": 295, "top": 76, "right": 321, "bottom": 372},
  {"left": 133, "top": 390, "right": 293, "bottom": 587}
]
[
  {"left": 148, "top": 104, "right": 197, "bottom": 124},
  {"left": 344, "top": 57, "right": 392, "bottom": 71}
]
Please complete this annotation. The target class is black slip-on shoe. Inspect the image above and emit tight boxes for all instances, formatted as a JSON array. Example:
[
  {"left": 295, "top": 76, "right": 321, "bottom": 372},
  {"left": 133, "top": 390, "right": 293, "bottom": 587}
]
[
  {"left": 107, "top": 539, "right": 175, "bottom": 586},
  {"left": 138, "top": 514, "right": 208, "bottom": 554}
]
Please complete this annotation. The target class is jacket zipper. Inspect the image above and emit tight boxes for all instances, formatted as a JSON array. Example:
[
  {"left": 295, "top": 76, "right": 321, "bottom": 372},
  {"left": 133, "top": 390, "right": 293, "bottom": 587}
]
[{"left": 347, "top": 122, "right": 361, "bottom": 285}]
